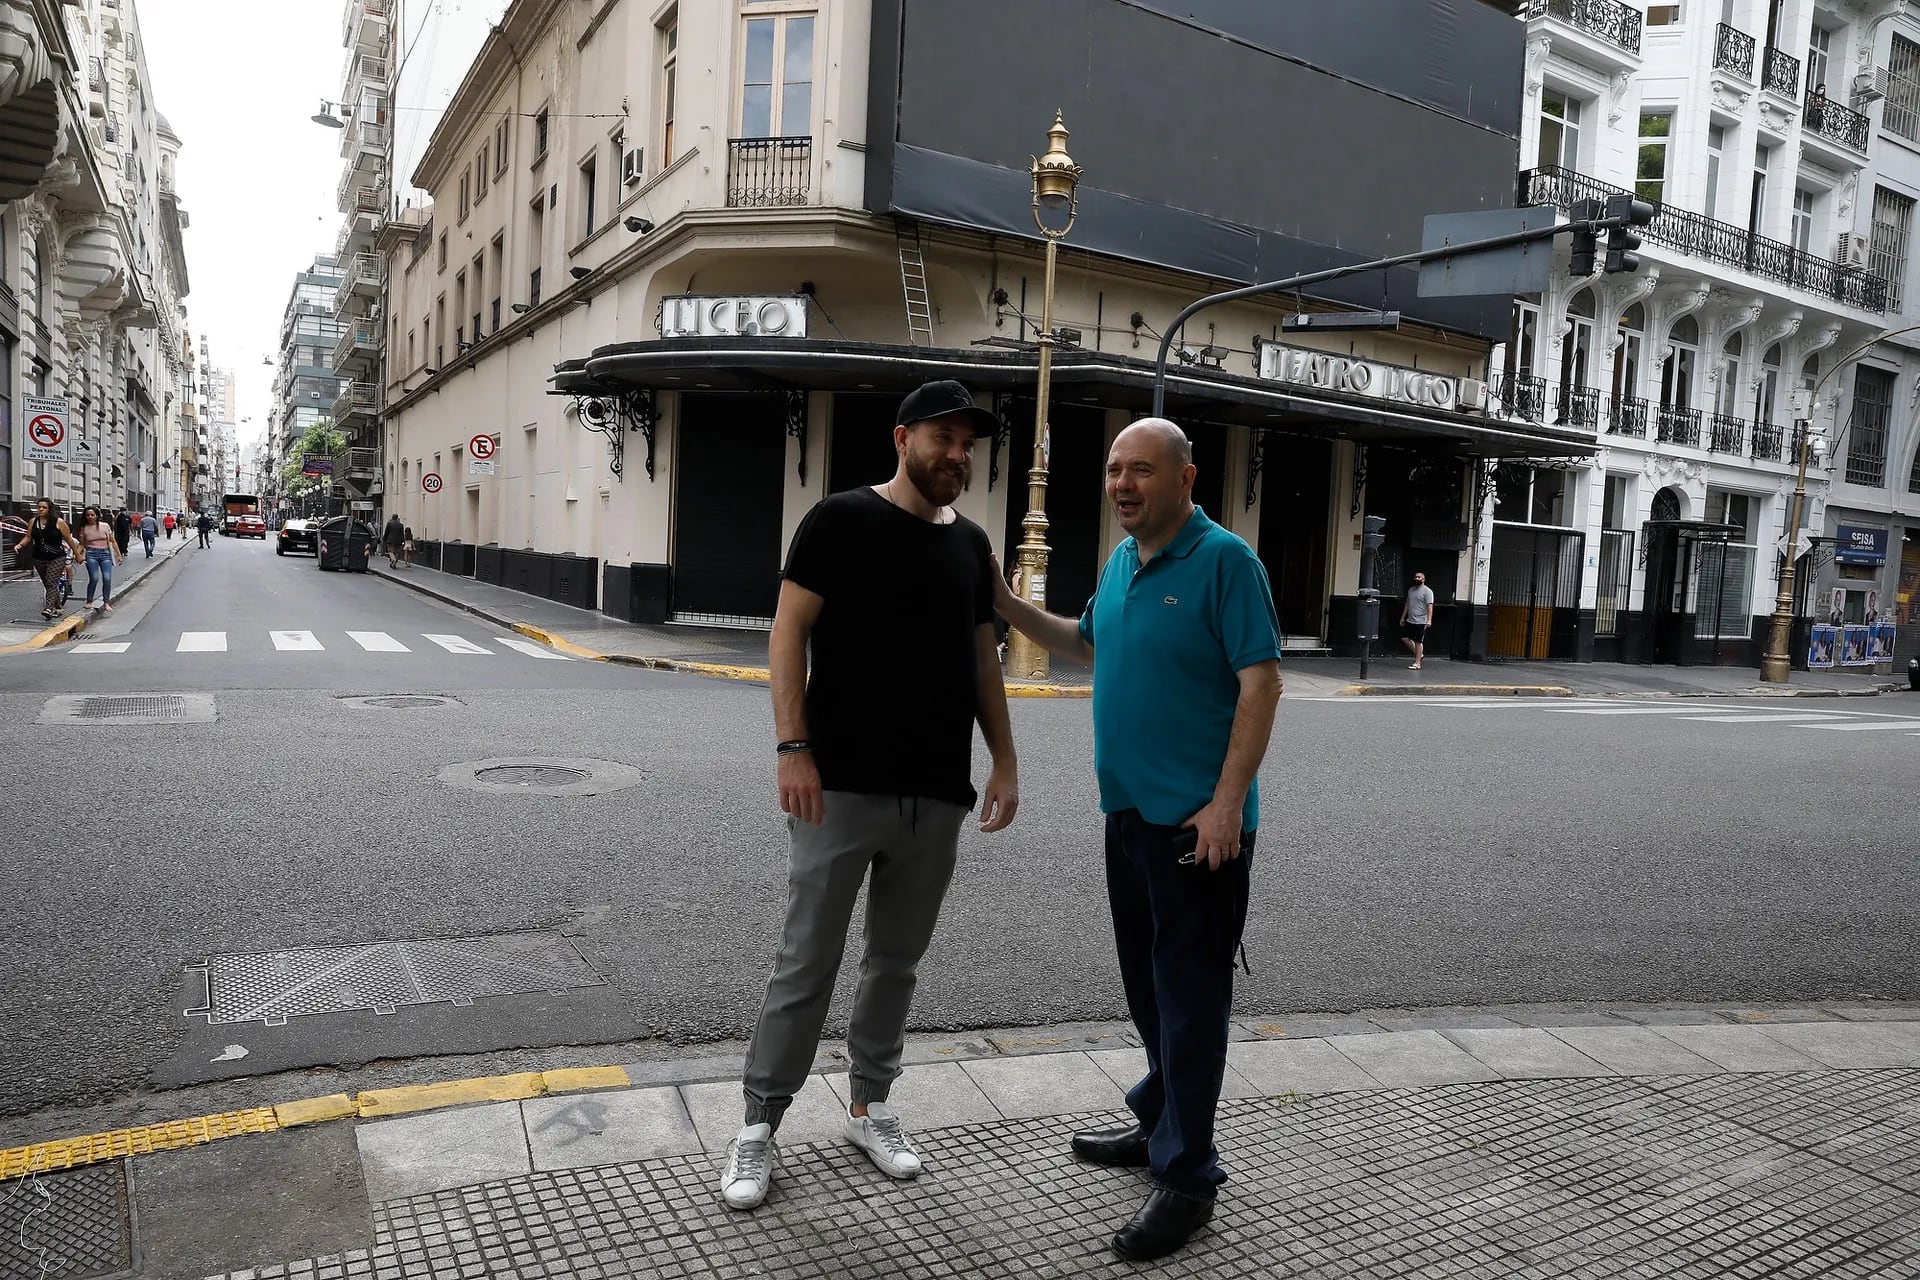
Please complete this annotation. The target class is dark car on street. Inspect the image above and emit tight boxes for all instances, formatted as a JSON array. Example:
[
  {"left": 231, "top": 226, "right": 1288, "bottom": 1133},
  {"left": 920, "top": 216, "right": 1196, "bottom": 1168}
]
[{"left": 276, "top": 518, "right": 320, "bottom": 556}]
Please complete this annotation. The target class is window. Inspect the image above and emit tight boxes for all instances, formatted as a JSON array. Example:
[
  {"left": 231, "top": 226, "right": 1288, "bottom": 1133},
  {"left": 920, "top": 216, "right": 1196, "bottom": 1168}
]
[
  {"left": 1755, "top": 343, "right": 1781, "bottom": 426},
  {"left": 1694, "top": 489, "right": 1756, "bottom": 638},
  {"left": 610, "top": 128, "right": 625, "bottom": 187},
  {"left": 1537, "top": 91, "right": 1582, "bottom": 171},
  {"left": 1612, "top": 302, "right": 1645, "bottom": 403},
  {"left": 1661, "top": 315, "right": 1698, "bottom": 411},
  {"left": 1646, "top": 2, "right": 1681, "bottom": 25},
  {"left": 494, "top": 118, "right": 509, "bottom": 174},
  {"left": 579, "top": 156, "right": 597, "bottom": 237},
  {"left": 1845, "top": 364, "right": 1895, "bottom": 487},
  {"left": 459, "top": 168, "right": 470, "bottom": 221},
  {"left": 489, "top": 236, "right": 504, "bottom": 329},
  {"left": 1887, "top": 34, "right": 1920, "bottom": 143},
  {"left": 740, "top": 11, "right": 814, "bottom": 137},
  {"left": 454, "top": 270, "right": 466, "bottom": 328},
  {"left": 1705, "top": 124, "right": 1724, "bottom": 220},
  {"left": 1791, "top": 187, "right": 1814, "bottom": 256},
  {"left": 661, "top": 16, "right": 679, "bottom": 165},
  {"left": 529, "top": 266, "right": 542, "bottom": 307},
  {"left": 476, "top": 145, "right": 488, "bottom": 198},
  {"left": 1493, "top": 465, "right": 1569, "bottom": 527},
  {"left": 1909, "top": 440, "right": 1920, "bottom": 493},
  {"left": 1870, "top": 186, "right": 1914, "bottom": 312},
  {"left": 533, "top": 109, "right": 550, "bottom": 161},
  {"left": 1750, "top": 146, "right": 1770, "bottom": 237},
  {"left": 1715, "top": 332, "right": 1743, "bottom": 416},
  {"left": 437, "top": 232, "right": 447, "bottom": 271},
  {"left": 528, "top": 194, "right": 545, "bottom": 292},
  {"left": 1807, "top": 24, "right": 1832, "bottom": 98},
  {"left": 1636, "top": 113, "right": 1671, "bottom": 207},
  {"left": 1597, "top": 475, "right": 1633, "bottom": 637}
]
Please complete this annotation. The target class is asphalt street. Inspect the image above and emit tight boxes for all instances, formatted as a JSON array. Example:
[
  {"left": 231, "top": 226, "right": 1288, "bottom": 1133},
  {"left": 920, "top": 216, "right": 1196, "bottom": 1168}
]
[{"left": 2, "top": 534, "right": 1917, "bottom": 1122}]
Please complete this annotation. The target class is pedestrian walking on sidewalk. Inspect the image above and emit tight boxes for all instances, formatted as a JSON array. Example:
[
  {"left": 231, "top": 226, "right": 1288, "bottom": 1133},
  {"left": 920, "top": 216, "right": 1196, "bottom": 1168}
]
[
  {"left": 112, "top": 508, "right": 132, "bottom": 557},
  {"left": 139, "top": 512, "right": 157, "bottom": 558},
  {"left": 720, "top": 379, "right": 1019, "bottom": 1213},
  {"left": 1400, "top": 571, "right": 1435, "bottom": 670},
  {"left": 12, "top": 499, "right": 84, "bottom": 621},
  {"left": 76, "top": 506, "right": 123, "bottom": 613},
  {"left": 195, "top": 510, "right": 213, "bottom": 548},
  {"left": 402, "top": 525, "right": 415, "bottom": 567},
  {"left": 382, "top": 514, "right": 405, "bottom": 568},
  {"left": 163, "top": 511, "right": 176, "bottom": 540},
  {"left": 994, "top": 417, "right": 1281, "bottom": 1263}
]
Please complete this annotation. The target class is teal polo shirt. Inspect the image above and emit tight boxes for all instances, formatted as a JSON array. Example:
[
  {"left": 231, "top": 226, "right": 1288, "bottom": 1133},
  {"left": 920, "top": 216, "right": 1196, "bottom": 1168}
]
[{"left": 1078, "top": 506, "right": 1282, "bottom": 831}]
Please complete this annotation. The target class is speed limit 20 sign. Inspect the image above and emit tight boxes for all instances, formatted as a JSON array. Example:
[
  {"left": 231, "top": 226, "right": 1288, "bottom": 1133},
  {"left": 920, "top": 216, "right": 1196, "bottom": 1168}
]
[{"left": 421, "top": 472, "right": 444, "bottom": 494}]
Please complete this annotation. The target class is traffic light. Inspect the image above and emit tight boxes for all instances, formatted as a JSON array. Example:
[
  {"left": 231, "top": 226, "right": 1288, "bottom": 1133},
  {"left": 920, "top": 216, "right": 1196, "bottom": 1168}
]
[
  {"left": 1604, "top": 193, "right": 1654, "bottom": 274},
  {"left": 1568, "top": 197, "right": 1603, "bottom": 277},
  {"left": 1362, "top": 515, "right": 1387, "bottom": 552}
]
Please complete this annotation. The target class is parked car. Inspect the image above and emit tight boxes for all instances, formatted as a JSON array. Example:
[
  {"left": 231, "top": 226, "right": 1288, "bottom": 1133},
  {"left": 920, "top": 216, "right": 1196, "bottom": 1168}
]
[{"left": 276, "top": 518, "right": 320, "bottom": 556}]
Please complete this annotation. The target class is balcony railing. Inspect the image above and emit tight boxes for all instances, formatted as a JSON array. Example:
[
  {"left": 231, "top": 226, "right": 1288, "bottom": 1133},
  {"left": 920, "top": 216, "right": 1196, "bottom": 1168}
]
[
  {"left": 1763, "top": 46, "right": 1801, "bottom": 100},
  {"left": 1557, "top": 384, "right": 1601, "bottom": 430},
  {"left": 1521, "top": 166, "right": 1889, "bottom": 312},
  {"left": 335, "top": 446, "right": 381, "bottom": 478},
  {"left": 1497, "top": 372, "right": 1547, "bottom": 423},
  {"left": 1714, "top": 23, "right": 1756, "bottom": 77},
  {"left": 1609, "top": 395, "right": 1650, "bottom": 438},
  {"left": 1656, "top": 403, "right": 1702, "bottom": 447},
  {"left": 1804, "top": 92, "right": 1871, "bottom": 153},
  {"left": 1708, "top": 412, "right": 1747, "bottom": 453},
  {"left": 1519, "top": 0, "right": 1642, "bottom": 56},
  {"left": 726, "top": 136, "right": 812, "bottom": 207},
  {"left": 1751, "top": 421, "right": 1784, "bottom": 461}
]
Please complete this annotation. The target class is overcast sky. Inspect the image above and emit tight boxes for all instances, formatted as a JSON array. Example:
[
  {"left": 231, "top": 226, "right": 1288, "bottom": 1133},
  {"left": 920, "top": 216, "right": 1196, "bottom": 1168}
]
[{"left": 139, "top": 0, "right": 491, "bottom": 454}]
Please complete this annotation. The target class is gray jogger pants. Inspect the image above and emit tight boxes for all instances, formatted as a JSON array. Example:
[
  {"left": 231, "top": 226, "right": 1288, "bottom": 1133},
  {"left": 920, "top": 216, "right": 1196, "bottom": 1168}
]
[{"left": 742, "top": 791, "right": 967, "bottom": 1130}]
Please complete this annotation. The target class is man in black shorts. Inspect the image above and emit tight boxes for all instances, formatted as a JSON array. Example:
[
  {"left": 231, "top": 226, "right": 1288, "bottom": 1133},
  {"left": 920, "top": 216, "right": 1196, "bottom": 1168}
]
[
  {"left": 1400, "top": 571, "right": 1435, "bottom": 670},
  {"left": 720, "top": 379, "right": 1020, "bottom": 1211}
]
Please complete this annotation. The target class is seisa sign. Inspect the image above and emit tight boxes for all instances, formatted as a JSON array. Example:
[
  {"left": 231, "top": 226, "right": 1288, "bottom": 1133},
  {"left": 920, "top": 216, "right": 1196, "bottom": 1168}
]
[
  {"left": 660, "top": 295, "right": 809, "bottom": 340},
  {"left": 1258, "top": 341, "right": 1460, "bottom": 411}
]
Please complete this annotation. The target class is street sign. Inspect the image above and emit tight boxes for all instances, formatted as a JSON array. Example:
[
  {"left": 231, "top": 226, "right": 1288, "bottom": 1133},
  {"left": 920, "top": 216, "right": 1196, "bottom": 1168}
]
[
  {"left": 1417, "top": 207, "right": 1556, "bottom": 299},
  {"left": 468, "top": 459, "right": 495, "bottom": 476},
  {"left": 350, "top": 500, "right": 375, "bottom": 511},
  {"left": 421, "top": 472, "right": 443, "bottom": 494},
  {"left": 23, "top": 394, "right": 70, "bottom": 462},
  {"left": 302, "top": 455, "right": 335, "bottom": 476},
  {"left": 468, "top": 434, "right": 496, "bottom": 460},
  {"left": 73, "top": 435, "right": 95, "bottom": 461}
]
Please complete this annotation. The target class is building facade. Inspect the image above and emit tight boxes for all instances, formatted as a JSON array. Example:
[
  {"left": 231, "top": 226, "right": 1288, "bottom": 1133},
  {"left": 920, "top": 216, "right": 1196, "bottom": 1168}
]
[
  {"left": 1516, "top": 0, "right": 1918, "bottom": 667},
  {"left": 0, "top": 0, "right": 190, "bottom": 519},
  {"left": 270, "top": 253, "right": 347, "bottom": 513},
  {"left": 377, "top": 0, "right": 1595, "bottom": 642}
]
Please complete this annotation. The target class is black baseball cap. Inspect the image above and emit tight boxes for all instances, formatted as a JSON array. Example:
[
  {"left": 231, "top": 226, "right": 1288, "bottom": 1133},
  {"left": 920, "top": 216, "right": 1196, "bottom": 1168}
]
[{"left": 896, "top": 380, "right": 998, "bottom": 435}]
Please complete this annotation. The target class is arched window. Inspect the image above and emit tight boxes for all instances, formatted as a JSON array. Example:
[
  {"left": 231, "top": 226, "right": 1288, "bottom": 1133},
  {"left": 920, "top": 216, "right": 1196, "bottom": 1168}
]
[
  {"left": 1559, "top": 288, "right": 1599, "bottom": 427},
  {"left": 1716, "top": 332, "right": 1744, "bottom": 416},
  {"left": 1612, "top": 303, "right": 1645, "bottom": 403},
  {"left": 1908, "top": 441, "right": 1920, "bottom": 494},
  {"left": 1651, "top": 486, "right": 1683, "bottom": 522},
  {"left": 1661, "top": 315, "right": 1699, "bottom": 422}
]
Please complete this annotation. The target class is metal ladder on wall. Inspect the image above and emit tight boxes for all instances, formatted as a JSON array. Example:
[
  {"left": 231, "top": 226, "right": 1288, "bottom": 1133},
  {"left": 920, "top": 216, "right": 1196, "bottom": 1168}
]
[{"left": 898, "top": 223, "right": 934, "bottom": 345}]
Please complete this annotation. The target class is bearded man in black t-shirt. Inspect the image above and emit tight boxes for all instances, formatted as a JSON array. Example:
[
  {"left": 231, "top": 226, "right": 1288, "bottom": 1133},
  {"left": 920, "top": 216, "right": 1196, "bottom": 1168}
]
[{"left": 719, "top": 380, "right": 1021, "bottom": 1211}]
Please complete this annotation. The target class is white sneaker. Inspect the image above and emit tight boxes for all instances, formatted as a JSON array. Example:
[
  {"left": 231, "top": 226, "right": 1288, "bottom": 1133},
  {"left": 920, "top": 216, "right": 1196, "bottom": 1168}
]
[
  {"left": 846, "top": 1103, "right": 923, "bottom": 1179},
  {"left": 720, "top": 1123, "right": 776, "bottom": 1210}
]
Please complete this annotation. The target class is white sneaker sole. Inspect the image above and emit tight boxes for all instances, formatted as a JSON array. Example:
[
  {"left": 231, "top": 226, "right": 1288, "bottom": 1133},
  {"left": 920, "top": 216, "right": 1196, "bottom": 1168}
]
[{"left": 847, "top": 1132, "right": 922, "bottom": 1179}]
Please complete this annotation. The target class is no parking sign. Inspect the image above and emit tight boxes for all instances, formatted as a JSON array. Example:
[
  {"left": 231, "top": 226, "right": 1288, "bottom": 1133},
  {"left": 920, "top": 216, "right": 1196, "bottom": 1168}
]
[
  {"left": 467, "top": 434, "right": 496, "bottom": 476},
  {"left": 23, "top": 394, "right": 70, "bottom": 462}
]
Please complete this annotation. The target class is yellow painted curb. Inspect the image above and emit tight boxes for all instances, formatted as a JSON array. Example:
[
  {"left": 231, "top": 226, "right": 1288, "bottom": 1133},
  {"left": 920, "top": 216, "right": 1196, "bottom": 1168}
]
[
  {"left": 1336, "top": 684, "right": 1573, "bottom": 698},
  {"left": 0, "top": 1107, "right": 279, "bottom": 1181},
  {"left": 541, "top": 1066, "right": 631, "bottom": 1093},
  {"left": 356, "top": 1071, "right": 550, "bottom": 1118},
  {"left": 0, "top": 610, "right": 86, "bottom": 655},
  {"left": 1005, "top": 683, "right": 1091, "bottom": 699},
  {"left": 509, "top": 622, "right": 607, "bottom": 662},
  {"left": 273, "top": 1094, "right": 359, "bottom": 1128}
]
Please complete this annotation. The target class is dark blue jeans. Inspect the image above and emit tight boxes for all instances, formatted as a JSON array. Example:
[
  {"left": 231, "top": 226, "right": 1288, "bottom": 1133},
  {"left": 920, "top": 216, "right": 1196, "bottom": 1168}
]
[{"left": 1104, "top": 809, "right": 1253, "bottom": 1199}]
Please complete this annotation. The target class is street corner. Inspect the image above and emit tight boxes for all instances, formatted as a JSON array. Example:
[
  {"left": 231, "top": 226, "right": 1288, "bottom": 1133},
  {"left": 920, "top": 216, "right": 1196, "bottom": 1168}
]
[
  {"left": 1334, "top": 683, "right": 1574, "bottom": 698},
  {"left": 0, "top": 608, "right": 88, "bottom": 655},
  {"left": 508, "top": 622, "right": 609, "bottom": 662}
]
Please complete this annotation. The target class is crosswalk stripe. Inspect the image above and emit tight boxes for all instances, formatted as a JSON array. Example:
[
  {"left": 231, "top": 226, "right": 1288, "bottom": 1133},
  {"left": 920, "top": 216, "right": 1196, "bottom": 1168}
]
[
  {"left": 424, "top": 633, "right": 492, "bottom": 655},
  {"left": 1539, "top": 705, "right": 1704, "bottom": 716},
  {"left": 72, "top": 641, "right": 129, "bottom": 654},
  {"left": 177, "top": 631, "right": 226, "bottom": 652},
  {"left": 270, "top": 630, "right": 324, "bottom": 651},
  {"left": 1796, "top": 720, "right": 1920, "bottom": 732},
  {"left": 494, "top": 635, "right": 570, "bottom": 661},
  {"left": 347, "top": 631, "right": 410, "bottom": 653},
  {"left": 1681, "top": 713, "right": 1838, "bottom": 724}
]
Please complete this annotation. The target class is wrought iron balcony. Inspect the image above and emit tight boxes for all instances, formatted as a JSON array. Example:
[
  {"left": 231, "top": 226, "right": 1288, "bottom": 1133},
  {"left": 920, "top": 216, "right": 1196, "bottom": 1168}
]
[
  {"left": 1496, "top": 372, "right": 1547, "bottom": 423},
  {"left": 1656, "top": 403, "right": 1702, "bottom": 447},
  {"left": 1521, "top": 166, "right": 1889, "bottom": 312},
  {"left": 1557, "top": 384, "right": 1601, "bottom": 430},
  {"left": 1609, "top": 395, "right": 1650, "bottom": 438},
  {"left": 1751, "top": 421, "right": 1784, "bottom": 461},
  {"left": 726, "top": 137, "right": 812, "bottom": 208},
  {"left": 1762, "top": 46, "right": 1801, "bottom": 100},
  {"left": 1714, "top": 23, "right": 1755, "bottom": 77},
  {"left": 1708, "top": 412, "right": 1747, "bottom": 454},
  {"left": 1519, "top": 0, "right": 1642, "bottom": 57},
  {"left": 1804, "top": 92, "right": 1870, "bottom": 153}
]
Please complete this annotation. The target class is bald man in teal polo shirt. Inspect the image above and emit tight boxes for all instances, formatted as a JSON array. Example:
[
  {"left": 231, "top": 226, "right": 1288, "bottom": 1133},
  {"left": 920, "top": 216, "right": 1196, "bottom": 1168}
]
[{"left": 995, "top": 418, "right": 1282, "bottom": 1262}]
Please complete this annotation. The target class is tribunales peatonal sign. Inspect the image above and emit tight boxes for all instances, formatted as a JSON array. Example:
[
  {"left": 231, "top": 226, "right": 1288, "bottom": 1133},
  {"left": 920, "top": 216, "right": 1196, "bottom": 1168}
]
[{"left": 1258, "top": 342, "right": 1466, "bottom": 412}]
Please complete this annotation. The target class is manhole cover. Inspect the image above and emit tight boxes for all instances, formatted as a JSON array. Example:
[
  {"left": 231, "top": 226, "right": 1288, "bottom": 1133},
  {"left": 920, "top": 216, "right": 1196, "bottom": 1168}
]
[
  {"left": 39, "top": 693, "right": 215, "bottom": 726},
  {"left": 364, "top": 695, "right": 455, "bottom": 709},
  {"left": 440, "top": 757, "right": 645, "bottom": 797},
  {"left": 0, "top": 1160, "right": 135, "bottom": 1280},
  {"left": 476, "top": 764, "right": 592, "bottom": 788},
  {"left": 185, "top": 931, "right": 604, "bottom": 1025}
]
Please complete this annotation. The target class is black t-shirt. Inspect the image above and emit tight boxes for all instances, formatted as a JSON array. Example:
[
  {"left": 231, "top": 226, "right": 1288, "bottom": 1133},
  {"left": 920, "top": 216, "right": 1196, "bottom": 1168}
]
[{"left": 784, "top": 487, "right": 994, "bottom": 807}]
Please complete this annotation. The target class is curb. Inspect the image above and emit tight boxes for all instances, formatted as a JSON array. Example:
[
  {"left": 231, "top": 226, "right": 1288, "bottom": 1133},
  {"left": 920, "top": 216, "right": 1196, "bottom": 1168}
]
[
  {"left": 0, "top": 541, "right": 197, "bottom": 655},
  {"left": 1336, "top": 684, "right": 1574, "bottom": 697}
]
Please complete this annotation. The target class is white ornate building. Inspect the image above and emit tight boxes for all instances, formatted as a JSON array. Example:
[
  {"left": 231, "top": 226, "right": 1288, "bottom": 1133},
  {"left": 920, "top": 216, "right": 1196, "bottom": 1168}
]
[
  {"left": 1510, "top": 0, "right": 1916, "bottom": 666},
  {"left": 0, "top": 0, "right": 191, "bottom": 518}
]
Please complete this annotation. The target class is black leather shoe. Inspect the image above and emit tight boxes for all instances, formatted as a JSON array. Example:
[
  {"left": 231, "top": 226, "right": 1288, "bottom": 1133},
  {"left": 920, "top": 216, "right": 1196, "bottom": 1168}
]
[
  {"left": 1070, "top": 1123, "right": 1150, "bottom": 1167},
  {"left": 1111, "top": 1187, "right": 1214, "bottom": 1261}
]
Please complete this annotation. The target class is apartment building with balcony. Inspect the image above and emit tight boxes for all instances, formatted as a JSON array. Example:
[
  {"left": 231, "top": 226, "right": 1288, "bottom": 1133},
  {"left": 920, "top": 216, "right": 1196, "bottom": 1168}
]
[
  {"left": 1512, "top": 0, "right": 1917, "bottom": 667},
  {"left": 268, "top": 255, "right": 348, "bottom": 511},
  {"left": 0, "top": 0, "right": 192, "bottom": 518},
  {"left": 329, "top": 0, "right": 395, "bottom": 499}
]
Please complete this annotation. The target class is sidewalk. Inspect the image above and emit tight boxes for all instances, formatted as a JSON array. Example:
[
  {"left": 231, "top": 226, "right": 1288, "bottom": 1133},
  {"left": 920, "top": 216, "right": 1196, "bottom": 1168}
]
[
  {"left": 1281, "top": 653, "right": 1907, "bottom": 700},
  {"left": 0, "top": 532, "right": 200, "bottom": 650},
  {"left": 2, "top": 1001, "right": 1915, "bottom": 1278}
]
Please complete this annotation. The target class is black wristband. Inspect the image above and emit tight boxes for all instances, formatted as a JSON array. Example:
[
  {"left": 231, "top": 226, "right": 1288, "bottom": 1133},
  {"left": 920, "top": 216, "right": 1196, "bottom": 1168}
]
[{"left": 776, "top": 740, "right": 812, "bottom": 755}]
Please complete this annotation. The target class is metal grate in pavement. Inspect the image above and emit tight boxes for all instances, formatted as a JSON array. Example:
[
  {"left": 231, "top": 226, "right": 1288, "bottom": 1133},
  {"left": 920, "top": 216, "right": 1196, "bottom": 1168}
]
[
  {"left": 205, "top": 1071, "right": 1920, "bottom": 1279},
  {"left": 0, "top": 1161, "right": 134, "bottom": 1280},
  {"left": 360, "top": 695, "right": 456, "bottom": 709},
  {"left": 473, "top": 764, "right": 590, "bottom": 788},
  {"left": 185, "top": 931, "right": 604, "bottom": 1026},
  {"left": 38, "top": 693, "right": 214, "bottom": 726}
]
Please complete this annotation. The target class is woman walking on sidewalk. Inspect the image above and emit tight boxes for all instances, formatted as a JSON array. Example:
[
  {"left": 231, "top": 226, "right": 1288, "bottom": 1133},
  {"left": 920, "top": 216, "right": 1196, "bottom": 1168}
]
[
  {"left": 12, "top": 499, "right": 83, "bottom": 621},
  {"left": 76, "top": 506, "right": 122, "bottom": 613}
]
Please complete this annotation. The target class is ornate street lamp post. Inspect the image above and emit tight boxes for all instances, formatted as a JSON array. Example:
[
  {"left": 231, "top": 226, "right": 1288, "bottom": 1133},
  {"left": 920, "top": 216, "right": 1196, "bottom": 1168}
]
[{"left": 1006, "top": 111, "right": 1083, "bottom": 682}]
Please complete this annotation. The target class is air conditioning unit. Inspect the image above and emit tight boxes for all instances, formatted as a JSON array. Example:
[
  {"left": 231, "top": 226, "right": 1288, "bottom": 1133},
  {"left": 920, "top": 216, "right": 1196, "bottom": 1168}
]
[
  {"left": 1837, "top": 232, "right": 1869, "bottom": 268},
  {"left": 1853, "top": 68, "right": 1885, "bottom": 104},
  {"left": 621, "top": 147, "right": 645, "bottom": 186},
  {"left": 1456, "top": 378, "right": 1489, "bottom": 411}
]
